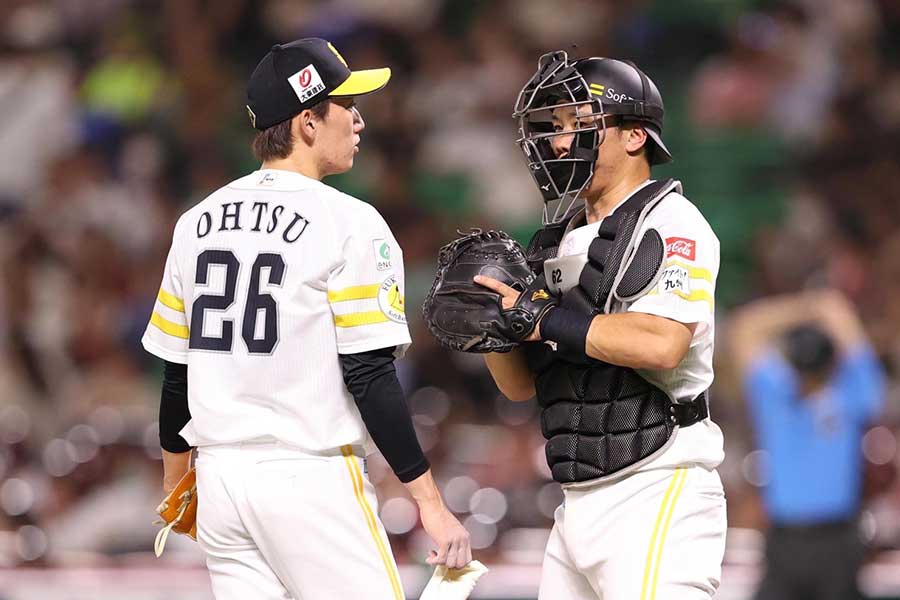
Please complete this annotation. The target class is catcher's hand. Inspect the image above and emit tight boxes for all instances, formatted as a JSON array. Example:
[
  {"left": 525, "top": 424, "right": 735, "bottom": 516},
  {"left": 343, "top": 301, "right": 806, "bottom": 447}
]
[
  {"left": 153, "top": 467, "right": 197, "bottom": 557},
  {"left": 423, "top": 229, "right": 558, "bottom": 353}
]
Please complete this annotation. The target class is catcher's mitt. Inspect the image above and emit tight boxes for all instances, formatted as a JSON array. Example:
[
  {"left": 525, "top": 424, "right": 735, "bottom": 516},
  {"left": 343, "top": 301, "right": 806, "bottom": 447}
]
[
  {"left": 154, "top": 467, "right": 197, "bottom": 557},
  {"left": 423, "top": 229, "right": 558, "bottom": 353}
]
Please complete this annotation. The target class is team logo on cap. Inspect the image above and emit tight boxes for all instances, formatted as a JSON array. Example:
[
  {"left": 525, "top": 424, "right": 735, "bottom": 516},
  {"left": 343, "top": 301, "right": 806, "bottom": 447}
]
[
  {"left": 246, "top": 105, "right": 257, "bottom": 127},
  {"left": 287, "top": 64, "right": 326, "bottom": 103}
]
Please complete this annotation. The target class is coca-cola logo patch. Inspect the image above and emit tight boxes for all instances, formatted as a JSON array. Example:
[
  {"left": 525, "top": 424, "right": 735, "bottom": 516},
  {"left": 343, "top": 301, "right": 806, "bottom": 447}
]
[{"left": 666, "top": 237, "right": 696, "bottom": 260}]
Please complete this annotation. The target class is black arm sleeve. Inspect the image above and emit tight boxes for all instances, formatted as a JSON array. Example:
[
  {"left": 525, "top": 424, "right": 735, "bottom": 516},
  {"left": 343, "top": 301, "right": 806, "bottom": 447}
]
[
  {"left": 159, "top": 360, "right": 193, "bottom": 453},
  {"left": 339, "top": 347, "right": 430, "bottom": 483}
]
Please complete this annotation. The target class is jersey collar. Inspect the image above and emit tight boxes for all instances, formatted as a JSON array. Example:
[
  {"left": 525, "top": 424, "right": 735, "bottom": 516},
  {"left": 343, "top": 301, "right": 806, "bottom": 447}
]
[{"left": 232, "top": 168, "right": 325, "bottom": 191}]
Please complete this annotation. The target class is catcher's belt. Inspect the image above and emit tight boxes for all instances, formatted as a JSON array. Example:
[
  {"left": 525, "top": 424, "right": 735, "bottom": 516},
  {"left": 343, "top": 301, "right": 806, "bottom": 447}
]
[
  {"left": 524, "top": 179, "right": 710, "bottom": 485},
  {"left": 154, "top": 467, "right": 197, "bottom": 557}
]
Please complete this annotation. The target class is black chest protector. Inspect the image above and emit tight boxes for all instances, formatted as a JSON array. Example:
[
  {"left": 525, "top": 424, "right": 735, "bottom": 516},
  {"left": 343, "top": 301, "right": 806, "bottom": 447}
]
[{"left": 524, "top": 179, "right": 709, "bottom": 485}]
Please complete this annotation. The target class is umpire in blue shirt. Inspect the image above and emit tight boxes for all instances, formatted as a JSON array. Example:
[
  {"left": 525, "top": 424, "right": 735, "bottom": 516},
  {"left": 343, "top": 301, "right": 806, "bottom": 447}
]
[{"left": 730, "top": 289, "right": 885, "bottom": 600}]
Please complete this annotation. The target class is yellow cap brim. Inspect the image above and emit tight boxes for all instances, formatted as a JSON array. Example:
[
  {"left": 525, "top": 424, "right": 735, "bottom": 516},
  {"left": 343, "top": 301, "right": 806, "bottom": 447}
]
[{"left": 329, "top": 67, "right": 391, "bottom": 97}]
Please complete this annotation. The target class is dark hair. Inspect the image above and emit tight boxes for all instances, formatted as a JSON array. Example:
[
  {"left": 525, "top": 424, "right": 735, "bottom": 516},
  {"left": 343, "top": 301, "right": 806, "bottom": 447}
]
[
  {"left": 251, "top": 100, "right": 331, "bottom": 162},
  {"left": 782, "top": 324, "right": 836, "bottom": 377}
]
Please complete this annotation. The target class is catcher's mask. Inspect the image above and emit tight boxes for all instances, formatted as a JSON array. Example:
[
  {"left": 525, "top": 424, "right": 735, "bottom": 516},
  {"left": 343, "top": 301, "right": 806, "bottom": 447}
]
[{"left": 513, "top": 51, "right": 671, "bottom": 224}]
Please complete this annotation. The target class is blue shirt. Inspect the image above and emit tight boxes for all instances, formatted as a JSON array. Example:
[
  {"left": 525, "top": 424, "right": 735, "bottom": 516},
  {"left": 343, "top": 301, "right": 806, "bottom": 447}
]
[{"left": 745, "top": 345, "right": 885, "bottom": 525}]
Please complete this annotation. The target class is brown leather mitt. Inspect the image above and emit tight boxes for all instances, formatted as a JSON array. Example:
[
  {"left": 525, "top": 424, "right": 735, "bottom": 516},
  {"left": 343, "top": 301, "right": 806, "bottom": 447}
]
[{"left": 154, "top": 467, "right": 197, "bottom": 557}]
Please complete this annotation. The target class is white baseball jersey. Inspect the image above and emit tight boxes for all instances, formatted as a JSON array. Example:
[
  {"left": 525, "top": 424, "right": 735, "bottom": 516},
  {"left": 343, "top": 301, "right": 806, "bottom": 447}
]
[
  {"left": 142, "top": 168, "right": 411, "bottom": 454},
  {"left": 541, "top": 182, "right": 728, "bottom": 600},
  {"left": 554, "top": 180, "right": 725, "bottom": 475}
]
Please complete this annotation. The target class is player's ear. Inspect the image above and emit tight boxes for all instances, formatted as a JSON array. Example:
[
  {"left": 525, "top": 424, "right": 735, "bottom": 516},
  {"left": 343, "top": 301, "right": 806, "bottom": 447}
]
[
  {"left": 295, "top": 110, "right": 317, "bottom": 144},
  {"left": 623, "top": 125, "right": 648, "bottom": 156}
]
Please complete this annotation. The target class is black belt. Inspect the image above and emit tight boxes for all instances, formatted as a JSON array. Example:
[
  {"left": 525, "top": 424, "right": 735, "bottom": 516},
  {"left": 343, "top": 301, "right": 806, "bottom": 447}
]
[{"left": 671, "top": 390, "right": 709, "bottom": 427}]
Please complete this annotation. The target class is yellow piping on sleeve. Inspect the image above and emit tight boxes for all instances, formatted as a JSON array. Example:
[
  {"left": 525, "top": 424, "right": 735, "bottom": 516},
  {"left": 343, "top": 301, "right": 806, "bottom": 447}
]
[
  {"left": 328, "top": 284, "right": 380, "bottom": 303},
  {"left": 150, "top": 311, "right": 189, "bottom": 339},
  {"left": 334, "top": 311, "right": 390, "bottom": 328},
  {"left": 157, "top": 289, "right": 185, "bottom": 312},
  {"left": 645, "top": 288, "right": 714, "bottom": 310},
  {"left": 666, "top": 260, "right": 713, "bottom": 283}
]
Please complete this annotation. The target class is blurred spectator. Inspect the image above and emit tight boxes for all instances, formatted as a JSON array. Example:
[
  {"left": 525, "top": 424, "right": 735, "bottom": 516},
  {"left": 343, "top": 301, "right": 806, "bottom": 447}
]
[{"left": 729, "top": 290, "right": 886, "bottom": 600}]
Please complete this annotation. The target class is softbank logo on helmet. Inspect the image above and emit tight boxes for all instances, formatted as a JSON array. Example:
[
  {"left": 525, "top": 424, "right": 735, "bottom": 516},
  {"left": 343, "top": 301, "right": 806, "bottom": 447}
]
[
  {"left": 590, "top": 83, "right": 634, "bottom": 103},
  {"left": 604, "top": 87, "right": 635, "bottom": 103}
]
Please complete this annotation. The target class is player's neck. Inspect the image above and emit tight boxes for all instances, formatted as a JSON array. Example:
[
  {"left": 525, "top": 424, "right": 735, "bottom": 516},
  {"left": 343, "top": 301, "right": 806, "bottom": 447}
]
[
  {"left": 261, "top": 154, "right": 324, "bottom": 181},
  {"left": 582, "top": 164, "right": 651, "bottom": 224}
]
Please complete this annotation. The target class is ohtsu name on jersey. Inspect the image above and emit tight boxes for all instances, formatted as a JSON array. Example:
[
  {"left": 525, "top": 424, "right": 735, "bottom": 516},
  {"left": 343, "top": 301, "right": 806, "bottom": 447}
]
[{"left": 196, "top": 202, "right": 310, "bottom": 243}]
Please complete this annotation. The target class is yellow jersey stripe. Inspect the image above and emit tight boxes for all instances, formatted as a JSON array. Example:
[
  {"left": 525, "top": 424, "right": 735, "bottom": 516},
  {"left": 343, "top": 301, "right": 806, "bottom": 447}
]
[
  {"left": 334, "top": 311, "right": 390, "bottom": 328},
  {"left": 649, "top": 468, "right": 689, "bottom": 599},
  {"left": 157, "top": 289, "right": 185, "bottom": 312},
  {"left": 341, "top": 446, "right": 404, "bottom": 600},
  {"left": 645, "top": 288, "right": 714, "bottom": 310},
  {"left": 640, "top": 469, "right": 683, "bottom": 600},
  {"left": 150, "top": 311, "right": 189, "bottom": 339},
  {"left": 666, "top": 261, "right": 713, "bottom": 283},
  {"left": 670, "top": 289, "right": 714, "bottom": 309},
  {"left": 328, "top": 284, "right": 380, "bottom": 303}
]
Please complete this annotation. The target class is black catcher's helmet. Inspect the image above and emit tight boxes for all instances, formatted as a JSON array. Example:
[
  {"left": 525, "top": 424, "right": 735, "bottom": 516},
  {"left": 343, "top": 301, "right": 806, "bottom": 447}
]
[{"left": 514, "top": 51, "right": 672, "bottom": 224}]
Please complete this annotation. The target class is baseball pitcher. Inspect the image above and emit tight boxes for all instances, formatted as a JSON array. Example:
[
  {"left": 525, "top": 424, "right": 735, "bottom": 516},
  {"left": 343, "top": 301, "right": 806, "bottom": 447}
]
[{"left": 144, "top": 38, "right": 472, "bottom": 600}]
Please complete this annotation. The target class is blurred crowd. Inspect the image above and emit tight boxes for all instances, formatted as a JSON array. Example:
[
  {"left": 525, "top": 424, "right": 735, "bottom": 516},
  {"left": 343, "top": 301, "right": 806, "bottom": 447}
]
[{"left": 0, "top": 0, "right": 899, "bottom": 584}]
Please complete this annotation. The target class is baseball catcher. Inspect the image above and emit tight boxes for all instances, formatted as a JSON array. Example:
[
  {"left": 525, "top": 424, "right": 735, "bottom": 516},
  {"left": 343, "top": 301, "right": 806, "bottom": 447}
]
[{"left": 426, "top": 49, "right": 727, "bottom": 600}]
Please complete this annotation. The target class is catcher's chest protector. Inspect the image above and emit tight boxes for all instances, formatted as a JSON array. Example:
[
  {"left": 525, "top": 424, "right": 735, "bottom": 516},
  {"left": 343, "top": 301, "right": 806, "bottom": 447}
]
[{"left": 525, "top": 179, "right": 707, "bottom": 485}]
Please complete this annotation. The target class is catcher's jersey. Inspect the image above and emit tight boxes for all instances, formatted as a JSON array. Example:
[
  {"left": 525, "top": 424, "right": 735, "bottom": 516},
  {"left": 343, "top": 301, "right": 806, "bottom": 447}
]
[
  {"left": 142, "top": 169, "right": 411, "bottom": 453},
  {"left": 556, "top": 181, "right": 725, "bottom": 474}
]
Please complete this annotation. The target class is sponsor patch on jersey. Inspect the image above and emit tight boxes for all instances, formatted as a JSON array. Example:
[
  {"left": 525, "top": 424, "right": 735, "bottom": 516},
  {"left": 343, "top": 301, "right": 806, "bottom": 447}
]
[
  {"left": 665, "top": 237, "right": 696, "bottom": 261},
  {"left": 287, "top": 64, "right": 326, "bottom": 104},
  {"left": 377, "top": 274, "right": 406, "bottom": 324},
  {"left": 258, "top": 172, "right": 277, "bottom": 186},
  {"left": 372, "top": 239, "right": 392, "bottom": 271},
  {"left": 659, "top": 264, "right": 690, "bottom": 295}
]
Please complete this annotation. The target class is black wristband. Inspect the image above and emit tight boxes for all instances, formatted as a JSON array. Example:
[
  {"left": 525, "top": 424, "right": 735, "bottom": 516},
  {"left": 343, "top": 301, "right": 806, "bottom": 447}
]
[{"left": 540, "top": 307, "right": 593, "bottom": 355}]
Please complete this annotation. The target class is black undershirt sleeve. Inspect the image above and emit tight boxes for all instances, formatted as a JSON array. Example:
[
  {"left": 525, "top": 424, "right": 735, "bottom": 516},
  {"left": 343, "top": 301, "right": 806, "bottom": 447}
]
[
  {"left": 159, "top": 360, "right": 192, "bottom": 453},
  {"left": 339, "top": 347, "right": 430, "bottom": 483}
]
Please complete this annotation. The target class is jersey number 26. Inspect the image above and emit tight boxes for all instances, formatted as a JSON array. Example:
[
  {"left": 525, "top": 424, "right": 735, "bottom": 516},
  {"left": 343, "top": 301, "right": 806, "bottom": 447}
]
[{"left": 189, "top": 249, "right": 285, "bottom": 354}]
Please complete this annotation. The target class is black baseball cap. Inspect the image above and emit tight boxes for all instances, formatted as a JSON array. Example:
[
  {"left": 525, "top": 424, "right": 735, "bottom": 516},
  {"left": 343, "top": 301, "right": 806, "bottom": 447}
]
[{"left": 246, "top": 38, "right": 391, "bottom": 131}]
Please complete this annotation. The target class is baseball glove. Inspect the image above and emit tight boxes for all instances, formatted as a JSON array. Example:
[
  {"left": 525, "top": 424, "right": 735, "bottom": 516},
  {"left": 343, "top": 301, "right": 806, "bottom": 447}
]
[
  {"left": 153, "top": 467, "right": 197, "bottom": 557},
  {"left": 423, "top": 229, "right": 558, "bottom": 353}
]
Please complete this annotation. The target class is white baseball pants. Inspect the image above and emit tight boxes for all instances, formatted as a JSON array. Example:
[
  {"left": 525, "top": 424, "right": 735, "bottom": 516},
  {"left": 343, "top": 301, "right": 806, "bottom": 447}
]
[
  {"left": 195, "top": 441, "right": 404, "bottom": 600},
  {"left": 539, "top": 466, "right": 727, "bottom": 600}
]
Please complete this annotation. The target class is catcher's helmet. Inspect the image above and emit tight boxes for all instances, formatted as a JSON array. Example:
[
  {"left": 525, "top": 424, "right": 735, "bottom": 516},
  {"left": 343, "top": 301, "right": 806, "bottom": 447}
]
[{"left": 514, "top": 51, "right": 671, "bottom": 224}]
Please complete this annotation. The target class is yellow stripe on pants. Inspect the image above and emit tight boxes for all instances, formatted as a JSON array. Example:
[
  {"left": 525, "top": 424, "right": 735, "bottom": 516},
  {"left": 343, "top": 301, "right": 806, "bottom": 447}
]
[
  {"left": 340, "top": 446, "right": 404, "bottom": 600},
  {"left": 640, "top": 468, "right": 688, "bottom": 600}
]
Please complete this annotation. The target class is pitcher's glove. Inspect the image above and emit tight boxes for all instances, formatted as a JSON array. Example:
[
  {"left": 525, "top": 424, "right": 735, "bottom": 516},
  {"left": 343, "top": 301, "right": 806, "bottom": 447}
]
[
  {"left": 423, "top": 229, "right": 558, "bottom": 353},
  {"left": 153, "top": 467, "right": 197, "bottom": 557}
]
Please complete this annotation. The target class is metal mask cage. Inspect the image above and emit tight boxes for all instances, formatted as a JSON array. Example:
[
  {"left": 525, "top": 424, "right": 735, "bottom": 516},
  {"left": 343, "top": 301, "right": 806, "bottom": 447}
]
[{"left": 513, "top": 51, "right": 613, "bottom": 224}]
